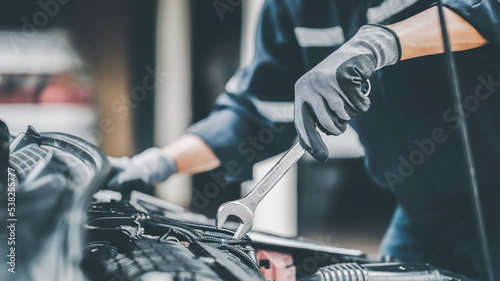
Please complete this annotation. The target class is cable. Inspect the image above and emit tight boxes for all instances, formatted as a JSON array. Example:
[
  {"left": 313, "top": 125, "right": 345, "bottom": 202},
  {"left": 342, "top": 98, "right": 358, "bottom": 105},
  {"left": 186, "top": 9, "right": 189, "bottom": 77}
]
[
  {"left": 203, "top": 243, "right": 262, "bottom": 276},
  {"left": 158, "top": 227, "right": 194, "bottom": 243},
  {"left": 196, "top": 236, "right": 251, "bottom": 246},
  {"left": 435, "top": 2, "right": 494, "bottom": 281},
  {"left": 141, "top": 218, "right": 200, "bottom": 242},
  {"left": 148, "top": 213, "right": 249, "bottom": 239}
]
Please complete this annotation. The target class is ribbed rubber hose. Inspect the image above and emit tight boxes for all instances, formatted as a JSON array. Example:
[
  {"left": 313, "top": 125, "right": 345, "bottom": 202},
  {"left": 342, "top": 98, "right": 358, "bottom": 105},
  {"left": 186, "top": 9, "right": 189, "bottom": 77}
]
[{"left": 196, "top": 236, "right": 250, "bottom": 245}]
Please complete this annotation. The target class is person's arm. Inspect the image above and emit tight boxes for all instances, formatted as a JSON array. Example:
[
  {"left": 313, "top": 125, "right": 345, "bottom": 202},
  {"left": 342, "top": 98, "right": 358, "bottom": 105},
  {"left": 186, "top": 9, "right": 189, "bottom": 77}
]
[
  {"left": 107, "top": 134, "right": 217, "bottom": 190},
  {"left": 389, "top": 6, "right": 488, "bottom": 61},
  {"left": 109, "top": 0, "right": 301, "bottom": 188},
  {"left": 175, "top": 7, "right": 490, "bottom": 171},
  {"left": 170, "top": 6, "right": 492, "bottom": 168},
  {"left": 177, "top": 0, "right": 302, "bottom": 180},
  {"left": 294, "top": 5, "right": 495, "bottom": 161},
  {"left": 162, "top": 134, "right": 220, "bottom": 174}
]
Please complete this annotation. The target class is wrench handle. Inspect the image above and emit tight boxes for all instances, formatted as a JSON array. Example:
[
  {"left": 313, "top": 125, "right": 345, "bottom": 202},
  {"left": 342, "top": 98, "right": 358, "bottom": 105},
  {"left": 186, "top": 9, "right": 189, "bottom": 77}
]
[{"left": 240, "top": 141, "right": 305, "bottom": 210}]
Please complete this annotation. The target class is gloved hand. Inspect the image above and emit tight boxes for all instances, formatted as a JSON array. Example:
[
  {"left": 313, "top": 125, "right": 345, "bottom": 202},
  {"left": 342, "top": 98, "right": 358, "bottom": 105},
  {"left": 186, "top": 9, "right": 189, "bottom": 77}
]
[
  {"left": 107, "top": 147, "right": 177, "bottom": 190},
  {"left": 294, "top": 24, "right": 401, "bottom": 161}
]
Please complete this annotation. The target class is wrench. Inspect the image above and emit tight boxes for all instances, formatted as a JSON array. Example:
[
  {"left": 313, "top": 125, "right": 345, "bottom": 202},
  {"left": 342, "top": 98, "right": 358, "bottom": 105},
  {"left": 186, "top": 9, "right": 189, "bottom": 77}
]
[
  {"left": 215, "top": 80, "right": 371, "bottom": 239},
  {"left": 215, "top": 141, "right": 306, "bottom": 239}
]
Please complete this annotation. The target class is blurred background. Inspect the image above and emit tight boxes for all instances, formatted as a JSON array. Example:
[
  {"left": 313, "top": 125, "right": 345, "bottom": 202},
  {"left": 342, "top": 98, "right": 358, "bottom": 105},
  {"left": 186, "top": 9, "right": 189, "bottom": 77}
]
[{"left": 0, "top": 0, "right": 395, "bottom": 256}]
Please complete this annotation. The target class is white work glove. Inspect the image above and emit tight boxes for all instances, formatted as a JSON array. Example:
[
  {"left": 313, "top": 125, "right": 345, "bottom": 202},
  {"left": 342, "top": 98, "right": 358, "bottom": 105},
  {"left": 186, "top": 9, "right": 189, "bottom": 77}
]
[
  {"left": 294, "top": 24, "right": 401, "bottom": 161},
  {"left": 107, "top": 147, "right": 177, "bottom": 190}
]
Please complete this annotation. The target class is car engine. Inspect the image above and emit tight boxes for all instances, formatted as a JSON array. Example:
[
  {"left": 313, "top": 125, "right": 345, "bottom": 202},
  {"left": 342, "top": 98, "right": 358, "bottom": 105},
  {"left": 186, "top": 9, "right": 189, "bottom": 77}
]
[{"left": 0, "top": 121, "right": 474, "bottom": 281}]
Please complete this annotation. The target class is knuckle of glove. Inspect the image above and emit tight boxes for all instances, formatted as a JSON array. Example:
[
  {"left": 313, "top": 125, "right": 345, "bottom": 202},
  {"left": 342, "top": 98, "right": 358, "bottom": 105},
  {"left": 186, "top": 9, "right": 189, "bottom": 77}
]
[
  {"left": 295, "top": 71, "right": 331, "bottom": 109},
  {"left": 295, "top": 69, "right": 330, "bottom": 94},
  {"left": 295, "top": 71, "right": 316, "bottom": 96},
  {"left": 108, "top": 156, "right": 131, "bottom": 170},
  {"left": 119, "top": 161, "right": 149, "bottom": 183}
]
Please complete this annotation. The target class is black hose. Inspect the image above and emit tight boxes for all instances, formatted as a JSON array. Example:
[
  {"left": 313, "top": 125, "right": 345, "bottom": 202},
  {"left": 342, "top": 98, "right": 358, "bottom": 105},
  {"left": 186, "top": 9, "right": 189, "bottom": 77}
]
[
  {"left": 435, "top": 2, "right": 494, "bottom": 281},
  {"left": 158, "top": 227, "right": 194, "bottom": 243},
  {"left": 203, "top": 243, "right": 262, "bottom": 276},
  {"left": 196, "top": 235, "right": 251, "bottom": 245},
  {"left": 146, "top": 213, "right": 260, "bottom": 274},
  {"left": 141, "top": 218, "right": 200, "bottom": 242},
  {"left": 148, "top": 213, "right": 245, "bottom": 238}
]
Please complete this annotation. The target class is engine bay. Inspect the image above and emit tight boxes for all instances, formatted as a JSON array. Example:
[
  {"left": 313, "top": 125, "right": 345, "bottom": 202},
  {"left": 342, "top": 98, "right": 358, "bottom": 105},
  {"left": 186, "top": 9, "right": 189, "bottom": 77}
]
[{"left": 0, "top": 122, "right": 474, "bottom": 281}]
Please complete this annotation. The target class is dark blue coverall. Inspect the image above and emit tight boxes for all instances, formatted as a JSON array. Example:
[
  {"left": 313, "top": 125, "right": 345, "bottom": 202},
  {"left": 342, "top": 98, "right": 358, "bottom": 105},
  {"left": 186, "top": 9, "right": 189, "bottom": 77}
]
[{"left": 189, "top": 1, "right": 500, "bottom": 279}]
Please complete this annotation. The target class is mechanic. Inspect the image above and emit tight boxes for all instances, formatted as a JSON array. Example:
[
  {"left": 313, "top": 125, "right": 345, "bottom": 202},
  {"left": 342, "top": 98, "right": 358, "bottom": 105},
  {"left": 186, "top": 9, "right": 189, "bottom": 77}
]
[{"left": 110, "top": 1, "right": 500, "bottom": 279}]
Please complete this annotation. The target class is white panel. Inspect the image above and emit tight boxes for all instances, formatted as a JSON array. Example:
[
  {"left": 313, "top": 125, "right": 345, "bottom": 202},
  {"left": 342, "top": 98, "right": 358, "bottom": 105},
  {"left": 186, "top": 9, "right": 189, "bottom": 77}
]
[
  {"left": 154, "top": 0, "right": 192, "bottom": 207},
  {"left": 239, "top": 0, "right": 297, "bottom": 236},
  {"left": 242, "top": 154, "right": 298, "bottom": 237},
  {"left": 240, "top": 0, "right": 266, "bottom": 67}
]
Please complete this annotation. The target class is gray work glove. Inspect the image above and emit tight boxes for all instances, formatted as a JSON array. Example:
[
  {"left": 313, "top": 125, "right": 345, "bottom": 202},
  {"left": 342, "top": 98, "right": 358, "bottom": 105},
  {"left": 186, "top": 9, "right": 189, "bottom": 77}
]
[
  {"left": 294, "top": 24, "right": 401, "bottom": 161},
  {"left": 107, "top": 147, "right": 177, "bottom": 190}
]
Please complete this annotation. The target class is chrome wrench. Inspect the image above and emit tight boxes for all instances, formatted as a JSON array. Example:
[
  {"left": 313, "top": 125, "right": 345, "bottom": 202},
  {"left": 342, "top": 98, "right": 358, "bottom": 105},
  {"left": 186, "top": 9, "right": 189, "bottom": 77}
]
[
  {"left": 215, "top": 80, "right": 371, "bottom": 239},
  {"left": 215, "top": 141, "right": 306, "bottom": 239}
]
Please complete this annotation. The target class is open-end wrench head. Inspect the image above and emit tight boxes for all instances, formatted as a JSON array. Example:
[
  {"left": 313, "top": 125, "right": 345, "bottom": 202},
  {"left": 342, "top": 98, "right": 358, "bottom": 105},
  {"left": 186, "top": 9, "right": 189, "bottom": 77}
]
[
  {"left": 215, "top": 202, "right": 231, "bottom": 229},
  {"left": 215, "top": 201, "right": 254, "bottom": 239},
  {"left": 233, "top": 220, "right": 253, "bottom": 240}
]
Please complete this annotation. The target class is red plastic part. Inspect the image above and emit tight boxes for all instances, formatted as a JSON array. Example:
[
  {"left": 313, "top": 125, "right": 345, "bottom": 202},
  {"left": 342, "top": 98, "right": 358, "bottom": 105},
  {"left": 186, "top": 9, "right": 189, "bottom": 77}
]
[{"left": 256, "top": 250, "right": 296, "bottom": 281}]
